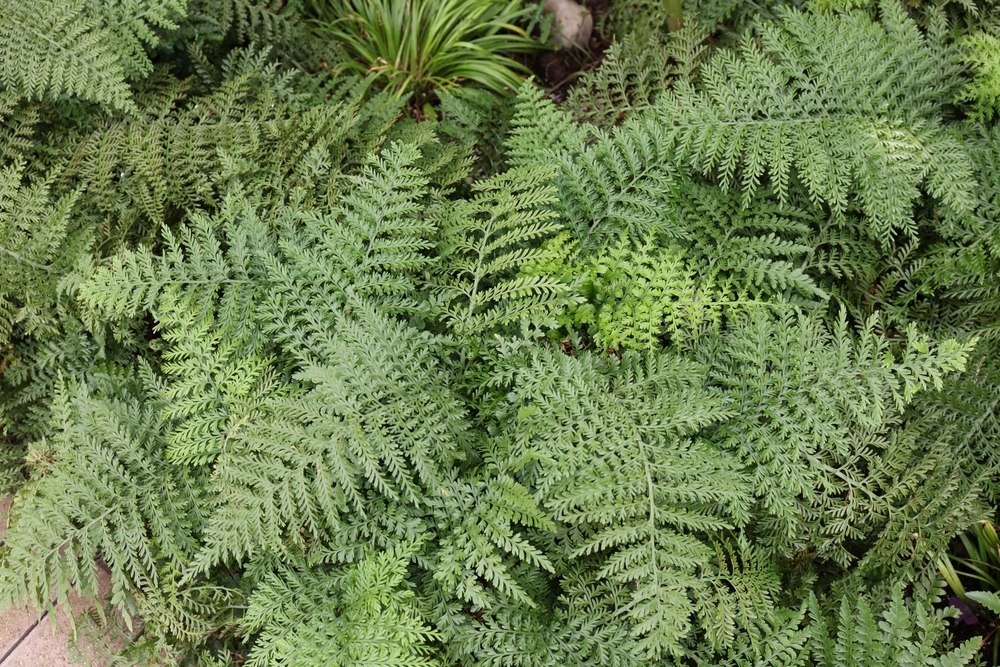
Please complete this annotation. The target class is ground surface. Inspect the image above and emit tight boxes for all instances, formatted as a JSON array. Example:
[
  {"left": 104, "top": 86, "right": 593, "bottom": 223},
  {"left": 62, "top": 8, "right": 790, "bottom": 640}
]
[{"left": 0, "top": 495, "right": 111, "bottom": 666}]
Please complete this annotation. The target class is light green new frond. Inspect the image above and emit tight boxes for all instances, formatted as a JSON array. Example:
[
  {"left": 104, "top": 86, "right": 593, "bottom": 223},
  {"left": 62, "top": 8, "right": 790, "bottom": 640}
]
[
  {"left": 242, "top": 547, "right": 438, "bottom": 667},
  {"left": 653, "top": 4, "right": 976, "bottom": 242},
  {"left": 521, "top": 231, "right": 798, "bottom": 351},
  {"left": 957, "top": 30, "right": 1000, "bottom": 121},
  {"left": 590, "top": 240, "right": 721, "bottom": 352},
  {"left": 0, "top": 0, "right": 185, "bottom": 112},
  {"left": 431, "top": 163, "right": 571, "bottom": 336}
]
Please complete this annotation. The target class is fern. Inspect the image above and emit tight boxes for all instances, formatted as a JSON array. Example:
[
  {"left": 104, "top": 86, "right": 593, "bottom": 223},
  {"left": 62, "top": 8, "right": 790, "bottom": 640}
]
[
  {"left": 180, "top": 0, "right": 306, "bottom": 48},
  {"left": 705, "top": 308, "right": 974, "bottom": 564},
  {"left": 0, "top": 0, "right": 185, "bottom": 112},
  {"left": 1, "top": 3, "right": 997, "bottom": 663},
  {"left": 437, "top": 566, "right": 642, "bottom": 667},
  {"left": 509, "top": 92, "right": 827, "bottom": 308},
  {"left": 589, "top": 238, "right": 723, "bottom": 351},
  {"left": 0, "top": 366, "right": 205, "bottom": 631},
  {"left": 694, "top": 537, "right": 783, "bottom": 653},
  {"left": 429, "top": 163, "right": 571, "bottom": 337},
  {"left": 653, "top": 2, "right": 976, "bottom": 243},
  {"left": 567, "top": 19, "right": 710, "bottom": 127},
  {"left": 670, "top": 604, "right": 810, "bottom": 667},
  {"left": 566, "top": 37, "right": 672, "bottom": 126},
  {"left": 808, "top": 583, "right": 979, "bottom": 667},
  {"left": 494, "top": 346, "right": 749, "bottom": 657},
  {"left": 242, "top": 546, "right": 437, "bottom": 667},
  {"left": 676, "top": 182, "right": 828, "bottom": 303},
  {"left": 0, "top": 161, "right": 88, "bottom": 347}
]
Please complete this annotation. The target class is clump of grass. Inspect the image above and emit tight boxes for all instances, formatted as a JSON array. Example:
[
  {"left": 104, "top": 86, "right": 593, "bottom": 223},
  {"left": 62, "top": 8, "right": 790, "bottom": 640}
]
[{"left": 309, "top": 0, "right": 542, "bottom": 99}]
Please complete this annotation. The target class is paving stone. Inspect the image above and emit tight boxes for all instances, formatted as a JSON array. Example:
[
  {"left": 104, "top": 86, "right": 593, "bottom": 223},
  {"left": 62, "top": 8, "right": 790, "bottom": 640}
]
[{"left": 0, "top": 494, "right": 116, "bottom": 666}]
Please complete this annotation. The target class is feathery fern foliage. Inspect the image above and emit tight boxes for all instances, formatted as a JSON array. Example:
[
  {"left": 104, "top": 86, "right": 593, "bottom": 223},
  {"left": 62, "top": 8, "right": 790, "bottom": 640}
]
[
  {"left": 706, "top": 308, "right": 976, "bottom": 566},
  {"left": 654, "top": 2, "right": 975, "bottom": 243},
  {"left": 0, "top": 0, "right": 995, "bottom": 664},
  {"left": 0, "top": 0, "right": 185, "bottom": 112},
  {"left": 242, "top": 547, "right": 437, "bottom": 667},
  {"left": 957, "top": 31, "right": 1000, "bottom": 121}
]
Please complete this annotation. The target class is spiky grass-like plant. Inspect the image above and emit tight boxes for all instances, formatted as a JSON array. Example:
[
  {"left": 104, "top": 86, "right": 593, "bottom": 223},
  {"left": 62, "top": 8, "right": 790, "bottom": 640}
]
[{"left": 309, "top": 0, "right": 541, "bottom": 99}]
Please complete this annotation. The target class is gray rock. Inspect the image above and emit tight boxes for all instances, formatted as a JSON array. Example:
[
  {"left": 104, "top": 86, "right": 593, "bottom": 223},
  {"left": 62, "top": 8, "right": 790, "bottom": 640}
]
[{"left": 543, "top": 0, "right": 593, "bottom": 50}]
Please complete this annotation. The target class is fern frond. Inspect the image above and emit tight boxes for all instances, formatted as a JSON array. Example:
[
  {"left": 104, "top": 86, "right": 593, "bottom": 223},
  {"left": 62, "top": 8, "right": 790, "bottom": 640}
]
[
  {"left": 430, "top": 163, "right": 571, "bottom": 336},
  {"left": 0, "top": 367, "right": 204, "bottom": 632},
  {"left": 957, "top": 30, "right": 1000, "bottom": 121},
  {"left": 191, "top": 303, "right": 467, "bottom": 574},
  {"left": 706, "top": 308, "right": 974, "bottom": 564},
  {"left": 808, "top": 584, "right": 979, "bottom": 667},
  {"left": 242, "top": 546, "right": 438, "bottom": 667},
  {"left": 653, "top": 3, "right": 976, "bottom": 243},
  {"left": 695, "top": 536, "right": 781, "bottom": 652},
  {"left": 0, "top": 161, "right": 88, "bottom": 346},
  {"left": 0, "top": 0, "right": 185, "bottom": 112},
  {"left": 496, "top": 346, "right": 748, "bottom": 657}
]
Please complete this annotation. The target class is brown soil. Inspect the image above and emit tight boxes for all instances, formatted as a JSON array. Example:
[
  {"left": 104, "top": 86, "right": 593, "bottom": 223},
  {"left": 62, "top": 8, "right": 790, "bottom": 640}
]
[{"left": 528, "top": 0, "right": 614, "bottom": 100}]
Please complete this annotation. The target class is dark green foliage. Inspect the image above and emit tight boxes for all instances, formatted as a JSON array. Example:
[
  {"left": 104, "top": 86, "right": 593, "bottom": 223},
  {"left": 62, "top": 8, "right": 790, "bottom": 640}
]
[
  {"left": 0, "top": 162, "right": 87, "bottom": 347},
  {"left": 807, "top": 580, "right": 979, "bottom": 667},
  {"left": 706, "top": 308, "right": 976, "bottom": 567},
  {"left": 493, "top": 345, "right": 748, "bottom": 657},
  {"left": 0, "top": 0, "right": 996, "bottom": 665},
  {"left": 0, "top": 366, "right": 207, "bottom": 634}
]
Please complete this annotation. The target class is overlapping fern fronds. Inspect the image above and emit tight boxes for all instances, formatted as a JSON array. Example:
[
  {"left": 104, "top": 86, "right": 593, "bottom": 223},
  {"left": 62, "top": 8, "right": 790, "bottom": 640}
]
[{"left": 654, "top": 2, "right": 976, "bottom": 244}]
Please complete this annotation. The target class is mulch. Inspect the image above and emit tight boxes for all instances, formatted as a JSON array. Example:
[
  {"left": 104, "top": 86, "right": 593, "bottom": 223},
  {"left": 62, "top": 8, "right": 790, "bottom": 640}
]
[{"left": 527, "top": 0, "right": 614, "bottom": 100}]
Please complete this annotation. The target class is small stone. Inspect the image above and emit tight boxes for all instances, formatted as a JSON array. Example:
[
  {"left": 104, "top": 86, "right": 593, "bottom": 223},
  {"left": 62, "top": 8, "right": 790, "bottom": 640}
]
[{"left": 543, "top": 0, "right": 593, "bottom": 50}]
